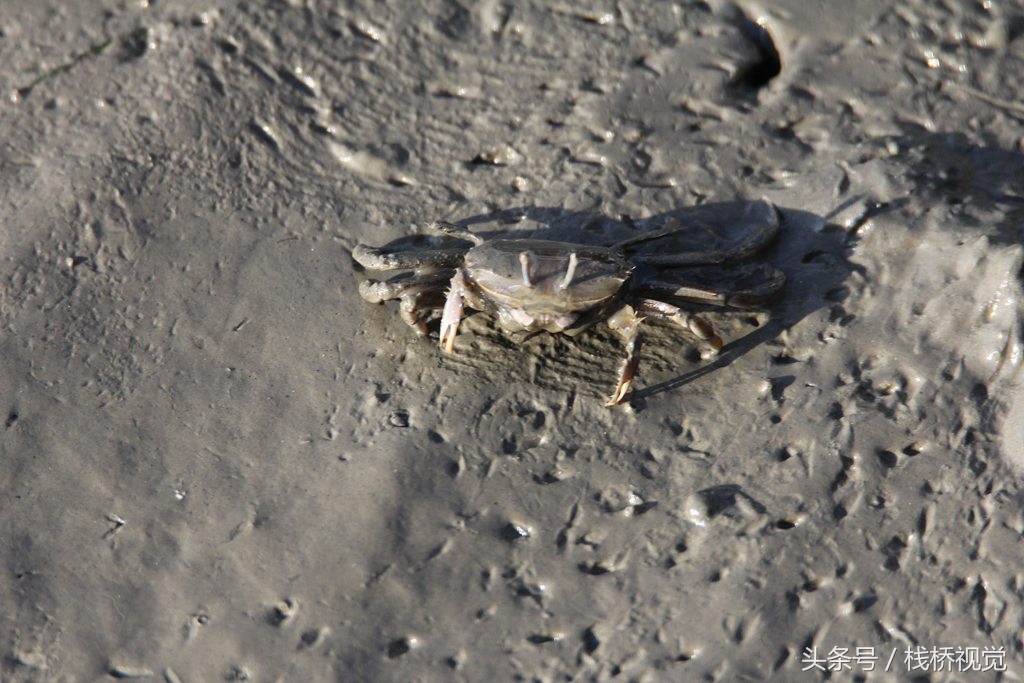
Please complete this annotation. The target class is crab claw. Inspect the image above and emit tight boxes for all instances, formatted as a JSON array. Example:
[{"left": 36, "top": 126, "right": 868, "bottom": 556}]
[
  {"left": 439, "top": 319, "right": 459, "bottom": 354},
  {"left": 606, "top": 372, "right": 635, "bottom": 407},
  {"left": 606, "top": 305, "right": 644, "bottom": 406},
  {"left": 439, "top": 271, "right": 467, "bottom": 353}
]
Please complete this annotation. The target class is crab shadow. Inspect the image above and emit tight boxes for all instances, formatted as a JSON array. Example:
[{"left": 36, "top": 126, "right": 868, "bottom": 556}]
[
  {"left": 357, "top": 200, "right": 858, "bottom": 404},
  {"left": 891, "top": 125, "right": 1024, "bottom": 248},
  {"left": 476, "top": 201, "right": 858, "bottom": 402},
  {"left": 632, "top": 203, "right": 851, "bottom": 402}
]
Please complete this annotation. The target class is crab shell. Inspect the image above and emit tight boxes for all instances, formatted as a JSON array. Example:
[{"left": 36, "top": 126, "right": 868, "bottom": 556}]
[{"left": 464, "top": 239, "right": 633, "bottom": 333}]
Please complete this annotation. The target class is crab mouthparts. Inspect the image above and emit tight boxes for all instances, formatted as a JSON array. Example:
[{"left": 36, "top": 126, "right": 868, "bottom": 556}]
[{"left": 508, "top": 307, "right": 577, "bottom": 332}]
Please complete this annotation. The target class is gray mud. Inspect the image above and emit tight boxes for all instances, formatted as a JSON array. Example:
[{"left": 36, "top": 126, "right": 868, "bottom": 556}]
[{"left": 2, "top": 1, "right": 1023, "bottom": 681}]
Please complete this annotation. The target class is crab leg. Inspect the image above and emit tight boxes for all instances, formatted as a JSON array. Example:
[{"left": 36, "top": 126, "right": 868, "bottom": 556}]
[
  {"left": 638, "top": 264, "right": 786, "bottom": 308},
  {"left": 439, "top": 270, "right": 468, "bottom": 353},
  {"left": 358, "top": 270, "right": 454, "bottom": 303},
  {"left": 352, "top": 244, "right": 466, "bottom": 271},
  {"left": 399, "top": 288, "right": 447, "bottom": 335},
  {"left": 612, "top": 218, "right": 694, "bottom": 250},
  {"left": 620, "top": 203, "right": 781, "bottom": 266},
  {"left": 426, "top": 221, "right": 485, "bottom": 245},
  {"left": 606, "top": 305, "right": 644, "bottom": 406},
  {"left": 636, "top": 298, "right": 723, "bottom": 359},
  {"left": 637, "top": 281, "right": 730, "bottom": 306}
]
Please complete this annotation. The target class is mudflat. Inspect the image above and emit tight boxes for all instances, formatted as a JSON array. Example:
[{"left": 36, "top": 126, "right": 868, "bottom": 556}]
[{"left": 2, "top": 2, "right": 1022, "bottom": 681}]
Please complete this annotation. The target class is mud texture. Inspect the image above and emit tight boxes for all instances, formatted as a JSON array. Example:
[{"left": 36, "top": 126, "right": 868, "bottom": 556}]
[{"left": 2, "top": 1, "right": 1024, "bottom": 681}]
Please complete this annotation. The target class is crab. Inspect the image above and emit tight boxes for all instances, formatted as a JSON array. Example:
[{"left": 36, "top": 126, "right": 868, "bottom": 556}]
[{"left": 352, "top": 200, "right": 785, "bottom": 405}]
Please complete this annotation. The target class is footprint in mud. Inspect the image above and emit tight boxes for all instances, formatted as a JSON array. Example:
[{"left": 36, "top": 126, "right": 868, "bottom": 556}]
[
  {"left": 348, "top": 384, "right": 417, "bottom": 446},
  {"left": 463, "top": 396, "right": 554, "bottom": 460}
]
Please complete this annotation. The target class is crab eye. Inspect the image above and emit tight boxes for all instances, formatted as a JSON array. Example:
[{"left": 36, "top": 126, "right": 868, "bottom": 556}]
[
  {"left": 558, "top": 253, "right": 579, "bottom": 289},
  {"left": 519, "top": 252, "right": 534, "bottom": 287}
]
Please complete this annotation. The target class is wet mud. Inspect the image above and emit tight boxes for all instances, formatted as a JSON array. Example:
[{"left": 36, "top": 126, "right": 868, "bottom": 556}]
[{"left": 2, "top": 1, "right": 1023, "bottom": 681}]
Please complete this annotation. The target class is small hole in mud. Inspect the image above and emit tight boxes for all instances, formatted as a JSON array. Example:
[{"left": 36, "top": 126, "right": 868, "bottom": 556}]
[
  {"left": 632, "top": 501, "right": 658, "bottom": 515},
  {"left": 769, "top": 414, "right": 782, "bottom": 424},
  {"left": 876, "top": 449, "right": 898, "bottom": 468},
  {"left": 775, "top": 518, "right": 797, "bottom": 530},
  {"left": 582, "top": 627, "right": 600, "bottom": 653},
  {"left": 387, "top": 410, "right": 409, "bottom": 428},
  {"left": 299, "top": 629, "right": 320, "bottom": 648},
  {"left": 446, "top": 459, "right": 461, "bottom": 477},
  {"left": 500, "top": 522, "right": 531, "bottom": 542},
  {"left": 855, "top": 386, "right": 877, "bottom": 403},
  {"left": 386, "top": 638, "right": 412, "bottom": 658},
  {"left": 853, "top": 595, "right": 878, "bottom": 612},
  {"left": 829, "top": 305, "right": 856, "bottom": 325},
  {"left": 428, "top": 430, "right": 445, "bottom": 444},
  {"left": 733, "top": 17, "right": 782, "bottom": 91},
  {"left": 769, "top": 376, "right": 794, "bottom": 401}
]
